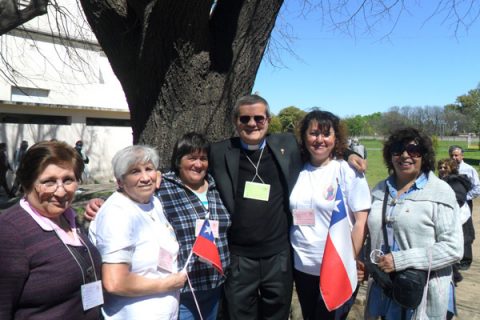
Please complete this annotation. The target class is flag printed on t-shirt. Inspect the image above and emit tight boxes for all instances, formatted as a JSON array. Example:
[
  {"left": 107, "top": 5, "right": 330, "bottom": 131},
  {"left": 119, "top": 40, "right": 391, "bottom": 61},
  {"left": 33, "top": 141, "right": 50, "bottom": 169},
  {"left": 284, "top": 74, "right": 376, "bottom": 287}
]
[
  {"left": 192, "top": 219, "right": 223, "bottom": 275},
  {"left": 319, "top": 184, "right": 358, "bottom": 311}
]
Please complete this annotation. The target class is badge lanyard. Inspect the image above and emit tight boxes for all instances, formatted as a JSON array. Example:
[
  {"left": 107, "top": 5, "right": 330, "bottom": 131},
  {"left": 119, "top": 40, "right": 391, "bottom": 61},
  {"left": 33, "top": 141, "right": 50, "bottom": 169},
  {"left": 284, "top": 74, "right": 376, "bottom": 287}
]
[
  {"left": 49, "top": 220, "right": 103, "bottom": 310},
  {"left": 244, "top": 147, "right": 266, "bottom": 184},
  {"left": 49, "top": 222, "right": 98, "bottom": 284}
]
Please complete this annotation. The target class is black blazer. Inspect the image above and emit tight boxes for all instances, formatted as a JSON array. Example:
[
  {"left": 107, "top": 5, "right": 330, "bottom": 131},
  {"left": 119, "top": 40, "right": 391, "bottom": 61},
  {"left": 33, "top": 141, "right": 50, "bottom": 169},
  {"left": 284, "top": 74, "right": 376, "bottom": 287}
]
[{"left": 209, "top": 133, "right": 303, "bottom": 214}]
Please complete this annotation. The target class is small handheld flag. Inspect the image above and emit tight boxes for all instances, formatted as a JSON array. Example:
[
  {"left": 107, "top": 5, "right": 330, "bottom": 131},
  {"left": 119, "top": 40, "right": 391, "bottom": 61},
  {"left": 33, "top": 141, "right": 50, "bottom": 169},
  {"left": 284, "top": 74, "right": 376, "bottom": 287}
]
[
  {"left": 319, "top": 184, "right": 357, "bottom": 311},
  {"left": 192, "top": 219, "right": 223, "bottom": 275}
]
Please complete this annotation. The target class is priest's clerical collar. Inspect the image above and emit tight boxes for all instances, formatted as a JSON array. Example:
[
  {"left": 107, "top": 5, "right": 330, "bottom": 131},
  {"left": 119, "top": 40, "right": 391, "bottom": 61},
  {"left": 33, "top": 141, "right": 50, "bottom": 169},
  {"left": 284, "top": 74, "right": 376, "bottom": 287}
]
[{"left": 240, "top": 139, "right": 266, "bottom": 151}]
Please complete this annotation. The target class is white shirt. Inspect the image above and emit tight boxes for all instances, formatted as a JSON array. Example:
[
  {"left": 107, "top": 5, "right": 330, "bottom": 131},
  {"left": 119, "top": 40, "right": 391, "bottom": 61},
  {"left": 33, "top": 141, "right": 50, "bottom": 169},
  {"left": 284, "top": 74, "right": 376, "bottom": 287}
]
[
  {"left": 289, "top": 160, "right": 371, "bottom": 276},
  {"left": 459, "top": 160, "right": 480, "bottom": 200},
  {"left": 90, "top": 192, "right": 180, "bottom": 320}
]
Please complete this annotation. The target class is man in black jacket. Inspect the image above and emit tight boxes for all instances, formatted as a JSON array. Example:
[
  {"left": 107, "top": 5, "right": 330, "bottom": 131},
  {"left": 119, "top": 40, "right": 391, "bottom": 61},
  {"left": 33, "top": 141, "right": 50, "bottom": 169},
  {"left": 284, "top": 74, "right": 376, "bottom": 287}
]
[{"left": 209, "top": 94, "right": 364, "bottom": 319}]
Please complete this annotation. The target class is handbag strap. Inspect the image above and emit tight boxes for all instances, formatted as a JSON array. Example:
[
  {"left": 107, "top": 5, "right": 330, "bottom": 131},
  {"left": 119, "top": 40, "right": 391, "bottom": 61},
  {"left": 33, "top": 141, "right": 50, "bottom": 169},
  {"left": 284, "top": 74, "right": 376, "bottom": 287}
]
[{"left": 381, "top": 184, "right": 391, "bottom": 253}]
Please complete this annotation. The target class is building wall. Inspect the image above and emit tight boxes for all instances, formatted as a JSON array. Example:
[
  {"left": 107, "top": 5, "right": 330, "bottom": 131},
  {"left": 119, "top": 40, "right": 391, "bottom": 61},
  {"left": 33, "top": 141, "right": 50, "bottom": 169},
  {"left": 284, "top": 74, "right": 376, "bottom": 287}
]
[{"left": 0, "top": 0, "right": 134, "bottom": 183}]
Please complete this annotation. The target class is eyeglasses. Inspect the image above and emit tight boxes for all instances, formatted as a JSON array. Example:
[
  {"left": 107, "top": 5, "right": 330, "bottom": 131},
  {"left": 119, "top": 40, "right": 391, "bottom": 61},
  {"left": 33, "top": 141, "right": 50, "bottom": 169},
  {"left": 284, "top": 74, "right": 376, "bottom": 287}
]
[
  {"left": 391, "top": 143, "right": 423, "bottom": 158},
  {"left": 36, "top": 178, "right": 78, "bottom": 193},
  {"left": 238, "top": 115, "right": 267, "bottom": 125}
]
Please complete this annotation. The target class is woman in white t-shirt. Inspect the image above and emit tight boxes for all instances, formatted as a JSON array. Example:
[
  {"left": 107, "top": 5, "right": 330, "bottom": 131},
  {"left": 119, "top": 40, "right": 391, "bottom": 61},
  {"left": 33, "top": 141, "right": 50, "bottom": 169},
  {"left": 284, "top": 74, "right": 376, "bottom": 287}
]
[
  {"left": 290, "top": 110, "right": 371, "bottom": 320},
  {"left": 90, "top": 145, "right": 187, "bottom": 319}
]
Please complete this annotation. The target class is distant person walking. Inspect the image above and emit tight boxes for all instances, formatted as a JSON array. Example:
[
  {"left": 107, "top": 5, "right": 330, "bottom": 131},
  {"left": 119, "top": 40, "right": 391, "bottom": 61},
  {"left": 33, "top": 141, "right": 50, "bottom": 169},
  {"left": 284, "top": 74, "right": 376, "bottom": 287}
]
[
  {"left": 13, "top": 140, "right": 29, "bottom": 171},
  {"left": 74, "top": 140, "right": 90, "bottom": 183},
  {"left": 0, "top": 142, "right": 14, "bottom": 198},
  {"left": 449, "top": 145, "right": 480, "bottom": 270},
  {"left": 11, "top": 140, "right": 29, "bottom": 195}
]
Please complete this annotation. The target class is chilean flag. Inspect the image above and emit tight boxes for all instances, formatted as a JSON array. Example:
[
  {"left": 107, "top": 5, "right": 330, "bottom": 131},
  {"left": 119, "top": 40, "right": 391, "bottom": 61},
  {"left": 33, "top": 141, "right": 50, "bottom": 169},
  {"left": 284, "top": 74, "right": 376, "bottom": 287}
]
[
  {"left": 192, "top": 219, "right": 223, "bottom": 275},
  {"left": 319, "top": 184, "right": 357, "bottom": 311}
]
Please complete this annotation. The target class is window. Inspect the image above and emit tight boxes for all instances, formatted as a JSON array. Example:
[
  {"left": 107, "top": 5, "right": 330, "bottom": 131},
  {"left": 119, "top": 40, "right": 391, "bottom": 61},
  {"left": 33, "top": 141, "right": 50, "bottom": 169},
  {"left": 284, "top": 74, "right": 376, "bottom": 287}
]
[
  {"left": 11, "top": 86, "right": 50, "bottom": 104},
  {"left": 86, "top": 117, "right": 130, "bottom": 127},
  {"left": 0, "top": 113, "right": 70, "bottom": 125}
]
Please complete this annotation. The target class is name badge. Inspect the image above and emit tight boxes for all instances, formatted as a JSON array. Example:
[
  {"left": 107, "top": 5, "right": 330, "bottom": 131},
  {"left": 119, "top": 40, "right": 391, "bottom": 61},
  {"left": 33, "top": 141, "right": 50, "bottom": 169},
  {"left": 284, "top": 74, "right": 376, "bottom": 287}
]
[
  {"left": 195, "top": 219, "right": 219, "bottom": 238},
  {"left": 243, "top": 181, "right": 270, "bottom": 201},
  {"left": 158, "top": 247, "right": 175, "bottom": 272},
  {"left": 81, "top": 280, "right": 104, "bottom": 310},
  {"left": 293, "top": 208, "right": 315, "bottom": 226}
]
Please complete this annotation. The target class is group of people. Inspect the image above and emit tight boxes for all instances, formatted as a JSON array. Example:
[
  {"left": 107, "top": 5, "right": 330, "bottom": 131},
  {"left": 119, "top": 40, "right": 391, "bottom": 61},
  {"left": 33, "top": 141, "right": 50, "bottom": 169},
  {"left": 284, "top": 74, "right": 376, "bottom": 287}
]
[{"left": 0, "top": 93, "right": 474, "bottom": 320}]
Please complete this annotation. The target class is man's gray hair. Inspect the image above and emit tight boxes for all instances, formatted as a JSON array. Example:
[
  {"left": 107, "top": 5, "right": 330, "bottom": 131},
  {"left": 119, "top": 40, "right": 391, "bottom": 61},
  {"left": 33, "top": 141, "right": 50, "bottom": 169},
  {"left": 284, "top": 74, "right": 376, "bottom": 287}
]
[
  {"left": 112, "top": 145, "right": 159, "bottom": 181},
  {"left": 448, "top": 145, "right": 464, "bottom": 155},
  {"left": 232, "top": 94, "right": 271, "bottom": 123}
]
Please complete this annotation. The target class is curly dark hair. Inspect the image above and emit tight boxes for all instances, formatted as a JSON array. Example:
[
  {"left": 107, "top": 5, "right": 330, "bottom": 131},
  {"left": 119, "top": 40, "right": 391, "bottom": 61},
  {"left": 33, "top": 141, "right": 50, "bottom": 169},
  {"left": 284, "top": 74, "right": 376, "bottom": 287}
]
[
  {"left": 383, "top": 127, "right": 435, "bottom": 175},
  {"left": 297, "top": 109, "right": 348, "bottom": 163}
]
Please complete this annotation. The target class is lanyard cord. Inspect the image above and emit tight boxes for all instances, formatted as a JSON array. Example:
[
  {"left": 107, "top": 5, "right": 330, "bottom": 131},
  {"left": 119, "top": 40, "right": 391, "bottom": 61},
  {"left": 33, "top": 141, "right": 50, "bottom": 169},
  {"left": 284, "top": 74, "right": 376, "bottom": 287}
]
[
  {"left": 49, "top": 221, "right": 98, "bottom": 284},
  {"left": 243, "top": 147, "right": 266, "bottom": 184}
]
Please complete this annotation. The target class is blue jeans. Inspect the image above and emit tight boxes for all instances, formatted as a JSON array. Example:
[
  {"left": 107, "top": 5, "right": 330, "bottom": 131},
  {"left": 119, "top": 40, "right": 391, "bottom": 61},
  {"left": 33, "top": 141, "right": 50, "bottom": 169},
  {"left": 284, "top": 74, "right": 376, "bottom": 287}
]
[{"left": 178, "top": 286, "right": 222, "bottom": 320}]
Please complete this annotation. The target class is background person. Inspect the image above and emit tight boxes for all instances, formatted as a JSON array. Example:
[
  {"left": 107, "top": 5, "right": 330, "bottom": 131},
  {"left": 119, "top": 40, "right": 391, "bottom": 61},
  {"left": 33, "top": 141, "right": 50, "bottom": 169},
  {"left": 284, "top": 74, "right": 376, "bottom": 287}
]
[
  {"left": 89, "top": 145, "right": 187, "bottom": 319},
  {"left": 75, "top": 140, "right": 90, "bottom": 183},
  {"left": 0, "top": 142, "right": 14, "bottom": 198},
  {"left": 208, "top": 94, "right": 366, "bottom": 319},
  {"left": 366, "top": 128, "right": 463, "bottom": 319},
  {"left": 438, "top": 158, "right": 472, "bottom": 320},
  {"left": 0, "top": 140, "right": 102, "bottom": 319},
  {"left": 449, "top": 145, "right": 480, "bottom": 270},
  {"left": 11, "top": 140, "right": 29, "bottom": 195},
  {"left": 290, "top": 110, "right": 370, "bottom": 319}
]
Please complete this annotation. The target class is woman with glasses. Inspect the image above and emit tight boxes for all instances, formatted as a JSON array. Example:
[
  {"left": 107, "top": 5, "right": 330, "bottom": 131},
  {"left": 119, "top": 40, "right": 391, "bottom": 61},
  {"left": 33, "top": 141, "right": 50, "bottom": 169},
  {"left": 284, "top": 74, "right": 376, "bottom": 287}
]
[
  {"left": 289, "top": 110, "right": 370, "bottom": 319},
  {"left": 0, "top": 140, "right": 103, "bottom": 319},
  {"left": 90, "top": 145, "right": 187, "bottom": 319},
  {"left": 365, "top": 127, "right": 463, "bottom": 319}
]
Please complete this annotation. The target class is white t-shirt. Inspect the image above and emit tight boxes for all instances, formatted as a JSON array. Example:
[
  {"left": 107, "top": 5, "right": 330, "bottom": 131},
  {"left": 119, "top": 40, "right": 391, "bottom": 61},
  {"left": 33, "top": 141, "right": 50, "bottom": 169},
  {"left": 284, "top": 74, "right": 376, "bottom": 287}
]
[
  {"left": 289, "top": 160, "right": 371, "bottom": 276},
  {"left": 90, "top": 191, "right": 180, "bottom": 320}
]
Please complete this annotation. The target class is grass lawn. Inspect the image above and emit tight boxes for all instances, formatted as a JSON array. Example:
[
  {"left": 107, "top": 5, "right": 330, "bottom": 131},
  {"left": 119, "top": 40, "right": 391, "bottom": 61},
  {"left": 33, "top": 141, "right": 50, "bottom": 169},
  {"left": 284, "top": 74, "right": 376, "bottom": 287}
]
[{"left": 360, "top": 138, "right": 480, "bottom": 189}]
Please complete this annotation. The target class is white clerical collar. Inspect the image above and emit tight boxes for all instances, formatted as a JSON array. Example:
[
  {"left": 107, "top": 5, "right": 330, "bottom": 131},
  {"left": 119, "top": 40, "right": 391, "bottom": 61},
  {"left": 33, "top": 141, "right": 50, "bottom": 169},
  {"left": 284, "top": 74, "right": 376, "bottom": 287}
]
[{"left": 240, "top": 139, "right": 266, "bottom": 151}]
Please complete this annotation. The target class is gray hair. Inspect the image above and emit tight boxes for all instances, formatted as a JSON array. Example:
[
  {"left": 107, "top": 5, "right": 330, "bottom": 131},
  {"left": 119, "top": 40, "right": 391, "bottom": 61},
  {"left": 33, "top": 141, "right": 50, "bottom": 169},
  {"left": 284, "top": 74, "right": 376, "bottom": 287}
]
[
  {"left": 231, "top": 94, "right": 271, "bottom": 124},
  {"left": 448, "top": 145, "right": 464, "bottom": 155},
  {"left": 112, "top": 145, "right": 159, "bottom": 181}
]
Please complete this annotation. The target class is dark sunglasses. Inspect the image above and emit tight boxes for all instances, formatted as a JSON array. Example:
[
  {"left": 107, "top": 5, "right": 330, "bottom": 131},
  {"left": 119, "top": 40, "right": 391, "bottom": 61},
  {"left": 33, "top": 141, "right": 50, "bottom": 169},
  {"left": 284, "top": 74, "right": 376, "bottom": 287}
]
[
  {"left": 391, "top": 143, "right": 423, "bottom": 158},
  {"left": 238, "top": 115, "right": 267, "bottom": 125}
]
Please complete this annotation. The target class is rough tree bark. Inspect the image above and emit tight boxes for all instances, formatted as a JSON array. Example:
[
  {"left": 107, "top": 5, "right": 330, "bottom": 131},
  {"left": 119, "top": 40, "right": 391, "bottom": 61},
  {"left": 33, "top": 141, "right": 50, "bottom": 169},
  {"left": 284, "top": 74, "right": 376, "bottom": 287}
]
[
  {"left": 78, "top": 0, "right": 284, "bottom": 168},
  {"left": 0, "top": 0, "right": 48, "bottom": 34}
]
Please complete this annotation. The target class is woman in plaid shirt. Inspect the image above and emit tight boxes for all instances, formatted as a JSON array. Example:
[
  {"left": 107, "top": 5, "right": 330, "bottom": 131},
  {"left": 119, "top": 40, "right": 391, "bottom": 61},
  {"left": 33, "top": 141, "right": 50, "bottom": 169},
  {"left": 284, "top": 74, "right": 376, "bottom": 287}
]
[{"left": 157, "top": 132, "right": 231, "bottom": 320}]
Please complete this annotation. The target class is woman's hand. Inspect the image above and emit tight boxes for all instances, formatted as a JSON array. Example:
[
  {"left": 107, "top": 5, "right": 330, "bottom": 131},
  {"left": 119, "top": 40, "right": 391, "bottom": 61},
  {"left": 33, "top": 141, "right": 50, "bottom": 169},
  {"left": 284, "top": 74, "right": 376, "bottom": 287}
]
[
  {"left": 356, "top": 260, "right": 367, "bottom": 283},
  {"left": 84, "top": 198, "right": 105, "bottom": 221},
  {"left": 164, "top": 271, "right": 188, "bottom": 290},
  {"left": 378, "top": 253, "right": 395, "bottom": 273},
  {"left": 347, "top": 153, "right": 367, "bottom": 173}
]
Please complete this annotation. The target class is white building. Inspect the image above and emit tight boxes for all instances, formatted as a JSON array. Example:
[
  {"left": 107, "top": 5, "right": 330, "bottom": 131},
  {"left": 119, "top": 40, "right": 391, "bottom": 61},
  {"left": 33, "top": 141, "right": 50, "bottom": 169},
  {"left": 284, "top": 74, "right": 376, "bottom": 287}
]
[{"left": 0, "top": 0, "right": 133, "bottom": 183}]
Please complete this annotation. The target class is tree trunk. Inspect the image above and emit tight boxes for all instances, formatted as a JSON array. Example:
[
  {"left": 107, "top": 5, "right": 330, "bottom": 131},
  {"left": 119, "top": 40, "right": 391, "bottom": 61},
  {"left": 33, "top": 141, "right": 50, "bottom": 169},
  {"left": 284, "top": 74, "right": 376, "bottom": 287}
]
[{"left": 79, "top": 0, "right": 284, "bottom": 169}]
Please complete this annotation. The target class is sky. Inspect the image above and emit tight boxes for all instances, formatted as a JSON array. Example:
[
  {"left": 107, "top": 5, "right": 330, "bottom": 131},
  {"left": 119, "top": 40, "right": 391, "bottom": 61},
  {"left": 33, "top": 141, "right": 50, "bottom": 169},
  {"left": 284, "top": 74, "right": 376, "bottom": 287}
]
[{"left": 252, "top": 1, "right": 480, "bottom": 118}]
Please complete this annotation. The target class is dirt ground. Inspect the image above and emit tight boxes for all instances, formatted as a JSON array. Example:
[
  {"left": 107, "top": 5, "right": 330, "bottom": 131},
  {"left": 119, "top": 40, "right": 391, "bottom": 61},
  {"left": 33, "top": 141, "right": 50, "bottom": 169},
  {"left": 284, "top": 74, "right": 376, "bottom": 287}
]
[{"left": 346, "top": 199, "right": 480, "bottom": 320}]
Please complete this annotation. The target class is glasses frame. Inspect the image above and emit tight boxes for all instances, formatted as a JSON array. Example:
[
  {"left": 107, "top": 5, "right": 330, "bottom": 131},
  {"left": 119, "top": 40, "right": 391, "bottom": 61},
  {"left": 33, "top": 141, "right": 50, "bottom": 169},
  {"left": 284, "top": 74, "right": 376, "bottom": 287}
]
[
  {"left": 238, "top": 115, "right": 267, "bottom": 125},
  {"left": 391, "top": 143, "right": 423, "bottom": 158},
  {"left": 36, "top": 178, "right": 78, "bottom": 194}
]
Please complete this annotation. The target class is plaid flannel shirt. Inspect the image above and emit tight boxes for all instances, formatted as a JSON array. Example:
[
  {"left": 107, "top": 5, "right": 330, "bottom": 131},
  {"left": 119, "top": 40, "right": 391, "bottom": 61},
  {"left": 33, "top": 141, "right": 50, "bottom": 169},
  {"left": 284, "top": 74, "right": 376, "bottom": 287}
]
[{"left": 156, "top": 171, "right": 231, "bottom": 292}]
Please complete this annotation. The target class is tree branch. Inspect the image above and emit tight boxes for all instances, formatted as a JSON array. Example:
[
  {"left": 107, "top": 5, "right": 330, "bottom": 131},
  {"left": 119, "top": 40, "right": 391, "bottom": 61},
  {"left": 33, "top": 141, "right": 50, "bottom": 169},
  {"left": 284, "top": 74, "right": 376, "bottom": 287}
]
[{"left": 0, "top": 0, "right": 49, "bottom": 35}]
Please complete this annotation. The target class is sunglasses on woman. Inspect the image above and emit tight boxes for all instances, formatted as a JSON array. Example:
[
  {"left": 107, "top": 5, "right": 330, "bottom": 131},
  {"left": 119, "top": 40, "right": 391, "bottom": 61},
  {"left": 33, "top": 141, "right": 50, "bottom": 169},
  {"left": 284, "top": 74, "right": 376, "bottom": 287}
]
[
  {"left": 391, "top": 143, "right": 423, "bottom": 158},
  {"left": 238, "top": 115, "right": 267, "bottom": 125}
]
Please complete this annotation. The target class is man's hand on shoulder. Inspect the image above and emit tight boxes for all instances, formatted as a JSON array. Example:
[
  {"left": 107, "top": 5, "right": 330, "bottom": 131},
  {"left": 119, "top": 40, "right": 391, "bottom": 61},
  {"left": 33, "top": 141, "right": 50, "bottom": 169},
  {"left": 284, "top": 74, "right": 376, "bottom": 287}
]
[{"left": 84, "top": 198, "right": 105, "bottom": 221}]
